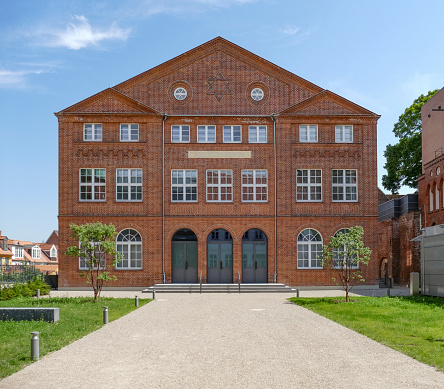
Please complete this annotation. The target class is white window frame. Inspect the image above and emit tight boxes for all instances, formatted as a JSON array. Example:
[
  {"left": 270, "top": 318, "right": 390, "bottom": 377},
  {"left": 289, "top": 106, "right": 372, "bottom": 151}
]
[
  {"left": 116, "top": 169, "right": 143, "bottom": 202},
  {"left": 248, "top": 125, "right": 267, "bottom": 143},
  {"left": 296, "top": 169, "right": 322, "bottom": 202},
  {"left": 13, "top": 246, "right": 24, "bottom": 259},
  {"left": 171, "top": 125, "right": 190, "bottom": 143},
  {"left": 335, "top": 125, "right": 353, "bottom": 143},
  {"left": 332, "top": 228, "right": 359, "bottom": 269},
  {"left": 430, "top": 187, "right": 434, "bottom": 211},
  {"left": 241, "top": 170, "right": 268, "bottom": 202},
  {"left": 297, "top": 229, "right": 323, "bottom": 269},
  {"left": 32, "top": 246, "right": 41, "bottom": 260},
  {"left": 50, "top": 246, "right": 57, "bottom": 258},
  {"left": 299, "top": 125, "right": 318, "bottom": 142},
  {"left": 171, "top": 169, "right": 198, "bottom": 202},
  {"left": 197, "top": 125, "right": 216, "bottom": 143},
  {"left": 116, "top": 229, "right": 142, "bottom": 270},
  {"left": 79, "top": 168, "right": 106, "bottom": 201},
  {"left": 120, "top": 124, "right": 139, "bottom": 142},
  {"left": 436, "top": 185, "right": 440, "bottom": 210},
  {"left": 79, "top": 242, "right": 105, "bottom": 270},
  {"left": 223, "top": 125, "right": 242, "bottom": 143},
  {"left": 332, "top": 169, "right": 358, "bottom": 202},
  {"left": 206, "top": 170, "right": 233, "bottom": 202},
  {"left": 83, "top": 124, "right": 102, "bottom": 141}
]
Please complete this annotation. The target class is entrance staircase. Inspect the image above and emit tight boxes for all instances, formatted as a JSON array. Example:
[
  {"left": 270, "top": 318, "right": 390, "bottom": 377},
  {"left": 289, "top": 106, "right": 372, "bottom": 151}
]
[{"left": 142, "top": 283, "right": 296, "bottom": 294}]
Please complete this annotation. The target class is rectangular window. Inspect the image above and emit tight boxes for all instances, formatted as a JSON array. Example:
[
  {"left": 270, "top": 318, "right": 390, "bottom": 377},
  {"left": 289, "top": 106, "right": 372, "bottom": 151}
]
[
  {"left": 197, "top": 125, "right": 216, "bottom": 143},
  {"left": 79, "top": 243, "right": 105, "bottom": 270},
  {"left": 242, "top": 170, "right": 268, "bottom": 202},
  {"left": 335, "top": 125, "right": 353, "bottom": 143},
  {"left": 120, "top": 124, "right": 139, "bottom": 141},
  {"left": 248, "top": 125, "right": 267, "bottom": 143},
  {"left": 84, "top": 124, "right": 102, "bottom": 141},
  {"left": 299, "top": 125, "right": 318, "bottom": 142},
  {"left": 116, "top": 169, "right": 142, "bottom": 201},
  {"left": 206, "top": 170, "right": 233, "bottom": 202},
  {"left": 171, "top": 125, "right": 190, "bottom": 142},
  {"left": 223, "top": 125, "right": 241, "bottom": 143},
  {"left": 80, "top": 168, "right": 106, "bottom": 201},
  {"left": 332, "top": 169, "right": 357, "bottom": 201},
  {"left": 296, "top": 169, "right": 322, "bottom": 201},
  {"left": 171, "top": 170, "right": 197, "bottom": 202}
]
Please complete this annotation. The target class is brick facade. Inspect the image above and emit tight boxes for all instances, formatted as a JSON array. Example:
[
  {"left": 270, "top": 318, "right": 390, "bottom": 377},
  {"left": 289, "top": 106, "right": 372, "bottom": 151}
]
[{"left": 56, "top": 37, "right": 380, "bottom": 288}]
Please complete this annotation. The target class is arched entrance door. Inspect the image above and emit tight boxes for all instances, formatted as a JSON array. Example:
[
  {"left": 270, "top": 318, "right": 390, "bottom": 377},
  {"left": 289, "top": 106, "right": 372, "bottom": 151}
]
[
  {"left": 207, "top": 229, "right": 233, "bottom": 283},
  {"left": 242, "top": 229, "right": 268, "bottom": 283},
  {"left": 172, "top": 229, "right": 198, "bottom": 283}
]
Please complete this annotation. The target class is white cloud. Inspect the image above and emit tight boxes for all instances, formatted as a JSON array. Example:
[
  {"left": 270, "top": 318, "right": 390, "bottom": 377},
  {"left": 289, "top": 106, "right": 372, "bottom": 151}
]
[
  {"left": 0, "top": 68, "right": 44, "bottom": 88},
  {"left": 38, "top": 15, "right": 131, "bottom": 50},
  {"left": 281, "top": 26, "right": 300, "bottom": 37}
]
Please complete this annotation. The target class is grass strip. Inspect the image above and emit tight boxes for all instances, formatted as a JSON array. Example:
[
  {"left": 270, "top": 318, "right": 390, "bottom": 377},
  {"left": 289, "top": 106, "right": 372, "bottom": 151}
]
[
  {"left": 288, "top": 295, "right": 444, "bottom": 371},
  {"left": 0, "top": 297, "right": 151, "bottom": 379}
]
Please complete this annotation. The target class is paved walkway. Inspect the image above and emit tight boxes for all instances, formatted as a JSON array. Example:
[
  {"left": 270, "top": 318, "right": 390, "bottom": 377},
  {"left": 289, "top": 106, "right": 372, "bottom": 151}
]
[{"left": 1, "top": 291, "right": 443, "bottom": 388}]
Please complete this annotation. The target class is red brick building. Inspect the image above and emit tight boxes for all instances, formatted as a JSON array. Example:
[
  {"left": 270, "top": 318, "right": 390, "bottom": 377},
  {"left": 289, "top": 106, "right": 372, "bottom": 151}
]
[{"left": 56, "top": 37, "right": 380, "bottom": 289}]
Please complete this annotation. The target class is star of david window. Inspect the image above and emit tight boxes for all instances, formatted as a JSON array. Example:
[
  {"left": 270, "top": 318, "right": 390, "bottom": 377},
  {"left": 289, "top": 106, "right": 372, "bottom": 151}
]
[
  {"left": 251, "top": 88, "right": 264, "bottom": 101},
  {"left": 174, "top": 87, "right": 187, "bottom": 101},
  {"left": 207, "top": 72, "right": 232, "bottom": 101}
]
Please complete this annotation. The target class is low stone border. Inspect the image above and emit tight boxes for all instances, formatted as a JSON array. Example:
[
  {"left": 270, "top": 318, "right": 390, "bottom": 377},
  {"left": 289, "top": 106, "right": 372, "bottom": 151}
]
[{"left": 0, "top": 308, "right": 60, "bottom": 322}]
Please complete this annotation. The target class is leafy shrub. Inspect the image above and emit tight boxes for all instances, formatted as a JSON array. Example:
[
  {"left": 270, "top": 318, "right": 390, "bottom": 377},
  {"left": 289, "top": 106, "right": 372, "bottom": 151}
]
[{"left": 0, "top": 276, "right": 50, "bottom": 300}]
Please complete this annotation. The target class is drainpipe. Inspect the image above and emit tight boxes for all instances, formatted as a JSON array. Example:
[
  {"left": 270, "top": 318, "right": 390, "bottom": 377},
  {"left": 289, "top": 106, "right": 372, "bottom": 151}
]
[
  {"left": 271, "top": 114, "right": 277, "bottom": 283},
  {"left": 162, "top": 113, "right": 167, "bottom": 284}
]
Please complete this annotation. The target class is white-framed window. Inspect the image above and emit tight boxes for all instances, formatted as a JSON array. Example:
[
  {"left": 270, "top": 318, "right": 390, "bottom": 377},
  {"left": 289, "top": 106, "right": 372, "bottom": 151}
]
[
  {"left": 171, "top": 125, "right": 190, "bottom": 142},
  {"left": 31, "top": 246, "right": 41, "bottom": 260},
  {"left": 296, "top": 169, "right": 322, "bottom": 202},
  {"left": 116, "top": 229, "right": 142, "bottom": 269},
  {"left": 120, "top": 124, "right": 139, "bottom": 142},
  {"left": 436, "top": 185, "right": 440, "bottom": 210},
  {"left": 206, "top": 170, "right": 233, "bottom": 202},
  {"left": 299, "top": 125, "right": 318, "bottom": 142},
  {"left": 83, "top": 124, "right": 102, "bottom": 141},
  {"left": 430, "top": 187, "right": 434, "bottom": 211},
  {"left": 335, "top": 125, "right": 353, "bottom": 143},
  {"left": 174, "top": 87, "right": 187, "bottom": 100},
  {"left": 80, "top": 168, "right": 106, "bottom": 201},
  {"left": 248, "top": 125, "right": 267, "bottom": 143},
  {"left": 332, "top": 228, "right": 359, "bottom": 269},
  {"left": 197, "top": 125, "right": 216, "bottom": 143},
  {"left": 171, "top": 170, "right": 197, "bottom": 202},
  {"left": 50, "top": 246, "right": 57, "bottom": 258},
  {"left": 13, "top": 246, "right": 24, "bottom": 259},
  {"left": 116, "top": 169, "right": 142, "bottom": 201},
  {"left": 242, "top": 170, "right": 268, "bottom": 202},
  {"left": 332, "top": 169, "right": 357, "bottom": 202},
  {"left": 223, "top": 125, "right": 241, "bottom": 143},
  {"left": 297, "top": 229, "right": 323, "bottom": 269},
  {"left": 251, "top": 88, "right": 264, "bottom": 101},
  {"left": 79, "top": 243, "right": 105, "bottom": 270}
]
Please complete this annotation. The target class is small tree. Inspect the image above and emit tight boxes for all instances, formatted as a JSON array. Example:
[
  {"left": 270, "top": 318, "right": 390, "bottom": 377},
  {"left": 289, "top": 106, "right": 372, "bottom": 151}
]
[
  {"left": 65, "top": 223, "right": 122, "bottom": 301},
  {"left": 320, "top": 226, "right": 371, "bottom": 302}
]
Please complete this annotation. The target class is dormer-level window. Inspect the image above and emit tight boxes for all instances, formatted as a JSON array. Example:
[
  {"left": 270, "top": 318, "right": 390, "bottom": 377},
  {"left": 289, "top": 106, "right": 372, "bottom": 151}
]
[
  {"left": 84, "top": 124, "right": 102, "bottom": 141},
  {"left": 13, "top": 246, "right": 24, "bottom": 259},
  {"left": 50, "top": 246, "right": 57, "bottom": 258},
  {"left": 32, "top": 246, "right": 41, "bottom": 259}
]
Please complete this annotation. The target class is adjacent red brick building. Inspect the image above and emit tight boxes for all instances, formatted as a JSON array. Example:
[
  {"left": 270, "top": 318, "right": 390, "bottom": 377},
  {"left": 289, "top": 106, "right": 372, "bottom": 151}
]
[{"left": 56, "top": 37, "right": 380, "bottom": 289}]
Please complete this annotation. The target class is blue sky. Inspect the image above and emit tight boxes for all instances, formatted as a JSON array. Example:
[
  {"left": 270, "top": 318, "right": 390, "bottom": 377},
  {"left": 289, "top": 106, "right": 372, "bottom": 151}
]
[{"left": 1, "top": 0, "right": 444, "bottom": 242}]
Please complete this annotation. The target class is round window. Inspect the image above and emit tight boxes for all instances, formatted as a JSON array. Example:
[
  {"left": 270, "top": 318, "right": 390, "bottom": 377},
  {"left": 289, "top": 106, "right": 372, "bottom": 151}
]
[
  {"left": 174, "top": 87, "right": 187, "bottom": 101},
  {"left": 251, "top": 87, "right": 264, "bottom": 101}
]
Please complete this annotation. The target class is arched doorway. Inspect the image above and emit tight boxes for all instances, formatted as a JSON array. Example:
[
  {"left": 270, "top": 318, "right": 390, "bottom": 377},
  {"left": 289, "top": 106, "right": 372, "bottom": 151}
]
[
  {"left": 172, "top": 229, "right": 198, "bottom": 283},
  {"left": 207, "top": 229, "right": 233, "bottom": 283},
  {"left": 242, "top": 229, "right": 268, "bottom": 283}
]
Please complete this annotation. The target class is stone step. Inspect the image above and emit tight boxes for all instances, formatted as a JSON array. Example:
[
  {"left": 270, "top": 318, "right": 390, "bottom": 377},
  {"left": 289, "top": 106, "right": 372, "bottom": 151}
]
[{"left": 142, "top": 283, "right": 296, "bottom": 294}]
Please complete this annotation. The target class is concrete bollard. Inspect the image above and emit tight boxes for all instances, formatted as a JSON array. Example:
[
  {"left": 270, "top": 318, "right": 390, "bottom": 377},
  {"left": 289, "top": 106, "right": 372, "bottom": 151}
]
[
  {"left": 387, "top": 288, "right": 391, "bottom": 297},
  {"left": 103, "top": 306, "right": 109, "bottom": 324},
  {"left": 135, "top": 296, "right": 139, "bottom": 307},
  {"left": 31, "top": 332, "right": 39, "bottom": 361},
  {"left": 410, "top": 272, "right": 420, "bottom": 295},
  {"left": 153, "top": 289, "right": 156, "bottom": 300},
  {"left": 296, "top": 288, "right": 300, "bottom": 298},
  {"left": 36, "top": 289, "right": 40, "bottom": 299}
]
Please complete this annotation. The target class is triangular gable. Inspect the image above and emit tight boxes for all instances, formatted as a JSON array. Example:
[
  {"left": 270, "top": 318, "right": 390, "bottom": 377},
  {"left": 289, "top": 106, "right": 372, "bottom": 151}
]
[
  {"left": 56, "top": 88, "right": 159, "bottom": 115},
  {"left": 279, "top": 90, "right": 378, "bottom": 116},
  {"left": 115, "top": 37, "right": 323, "bottom": 95}
]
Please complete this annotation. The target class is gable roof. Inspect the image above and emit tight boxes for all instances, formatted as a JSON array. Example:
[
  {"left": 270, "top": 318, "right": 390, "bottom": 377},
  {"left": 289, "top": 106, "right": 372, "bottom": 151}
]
[
  {"left": 278, "top": 90, "right": 378, "bottom": 117},
  {"left": 55, "top": 88, "right": 159, "bottom": 116}
]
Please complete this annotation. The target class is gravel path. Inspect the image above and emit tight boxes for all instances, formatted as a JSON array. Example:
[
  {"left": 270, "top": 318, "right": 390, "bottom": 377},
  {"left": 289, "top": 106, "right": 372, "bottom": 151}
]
[{"left": 1, "top": 292, "right": 443, "bottom": 388}]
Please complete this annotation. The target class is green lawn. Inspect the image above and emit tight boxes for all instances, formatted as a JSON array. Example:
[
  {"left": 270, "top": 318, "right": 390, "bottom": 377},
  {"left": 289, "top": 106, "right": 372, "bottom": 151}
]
[
  {"left": 288, "top": 296, "right": 444, "bottom": 371},
  {"left": 0, "top": 297, "right": 151, "bottom": 379}
]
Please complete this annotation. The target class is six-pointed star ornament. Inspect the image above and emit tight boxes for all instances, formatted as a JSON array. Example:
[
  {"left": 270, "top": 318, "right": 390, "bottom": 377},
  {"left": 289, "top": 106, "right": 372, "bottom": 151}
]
[{"left": 207, "top": 72, "right": 232, "bottom": 101}]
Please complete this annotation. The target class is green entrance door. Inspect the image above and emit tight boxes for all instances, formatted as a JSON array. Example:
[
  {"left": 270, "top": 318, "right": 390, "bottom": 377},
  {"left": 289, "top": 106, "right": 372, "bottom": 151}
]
[
  {"left": 242, "top": 229, "right": 268, "bottom": 283},
  {"left": 207, "top": 229, "right": 233, "bottom": 283},
  {"left": 172, "top": 229, "right": 198, "bottom": 283}
]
